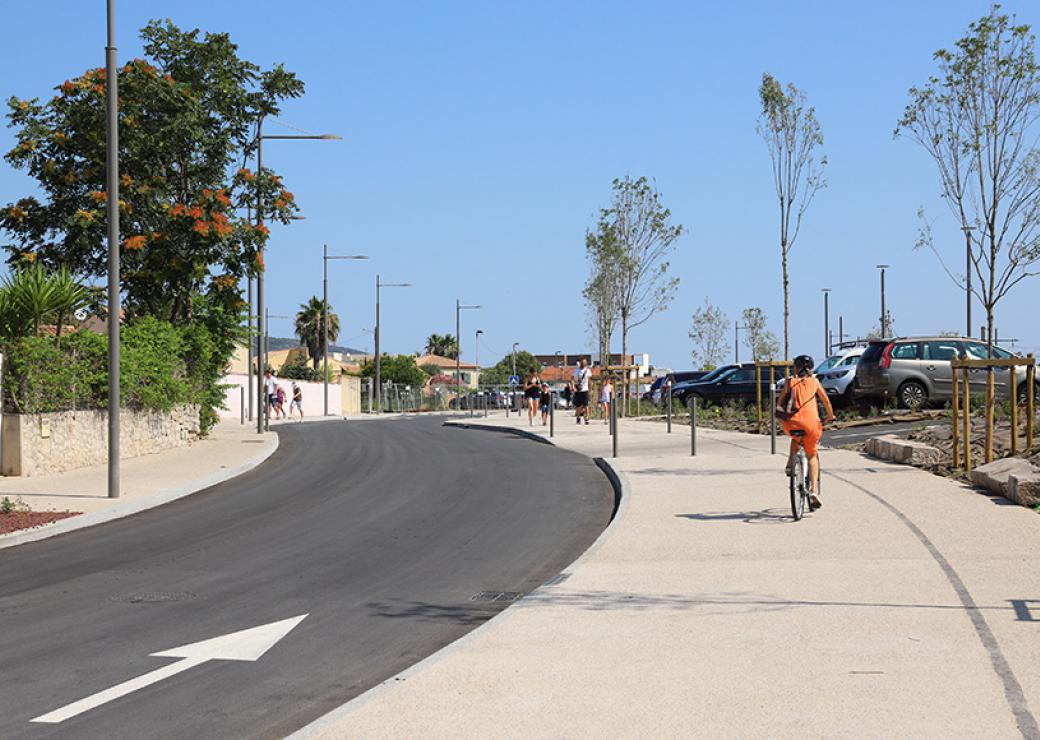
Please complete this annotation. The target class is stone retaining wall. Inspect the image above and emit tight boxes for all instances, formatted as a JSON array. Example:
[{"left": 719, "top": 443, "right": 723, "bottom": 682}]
[{"left": 1, "top": 405, "right": 200, "bottom": 477}]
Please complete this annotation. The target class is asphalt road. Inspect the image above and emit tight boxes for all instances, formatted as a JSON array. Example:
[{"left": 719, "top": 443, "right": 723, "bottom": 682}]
[{"left": 0, "top": 416, "right": 613, "bottom": 739}]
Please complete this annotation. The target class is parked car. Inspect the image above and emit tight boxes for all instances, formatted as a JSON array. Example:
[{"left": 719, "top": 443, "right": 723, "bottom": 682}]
[
  {"left": 855, "top": 336, "right": 1038, "bottom": 409},
  {"left": 671, "top": 364, "right": 741, "bottom": 406},
  {"left": 672, "top": 363, "right": 772, "bottom": 407},
  {"left": 643, "top": 371, "right": 711, "bottom": 402},
  {"left": 813, "top": 346, "right": 865, "bottom": 406}
]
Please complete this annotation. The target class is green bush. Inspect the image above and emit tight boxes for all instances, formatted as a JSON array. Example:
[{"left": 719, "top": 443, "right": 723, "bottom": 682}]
[
  {"left": 121, "top": 317, "right": 189, "bottom": 412},
  {"left": 278, "top": 361, "right": 322, "bottom": 382}
]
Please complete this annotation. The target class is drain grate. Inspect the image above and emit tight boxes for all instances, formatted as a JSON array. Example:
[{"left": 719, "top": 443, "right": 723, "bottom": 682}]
[
  {"left": 111, "top": 591, "right": 197, "bottom": 604},
  {"left": 469, "top": 591, "right": 522, "bottom": 603}
]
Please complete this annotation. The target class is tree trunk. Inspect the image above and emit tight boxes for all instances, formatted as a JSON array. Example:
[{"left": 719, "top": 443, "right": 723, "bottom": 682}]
[
  {"left": 621, "top": 312, "right": 628, "bottom": 418},
  {"left": 781, "top": 245, "right": 789, "bottom": 361}
]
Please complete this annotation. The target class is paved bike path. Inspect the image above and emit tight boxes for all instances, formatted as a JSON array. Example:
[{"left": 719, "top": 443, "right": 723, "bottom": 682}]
[{"left": 299, "top": 415, "right": 1040, "bottom": 739}]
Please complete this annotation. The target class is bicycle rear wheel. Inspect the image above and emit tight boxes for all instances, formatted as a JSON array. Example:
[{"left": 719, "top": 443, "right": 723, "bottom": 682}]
[{"left": 790, "top": 457, "right": 804, "bottom": 521}]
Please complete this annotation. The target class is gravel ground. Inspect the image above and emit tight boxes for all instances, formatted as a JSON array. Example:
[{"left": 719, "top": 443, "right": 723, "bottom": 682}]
[{"left": 0, "top": 510, "right": 79, "bottom": 535}]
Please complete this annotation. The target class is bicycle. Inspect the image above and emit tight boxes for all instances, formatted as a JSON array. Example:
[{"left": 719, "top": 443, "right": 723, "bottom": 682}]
[{"left": 787, "top": 429, "right": 821, "bottom": 521}]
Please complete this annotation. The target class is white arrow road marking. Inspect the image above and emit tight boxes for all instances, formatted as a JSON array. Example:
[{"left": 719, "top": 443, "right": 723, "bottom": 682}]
[{"left": 31, "top": 614, "right": 307, "bottom": 724}]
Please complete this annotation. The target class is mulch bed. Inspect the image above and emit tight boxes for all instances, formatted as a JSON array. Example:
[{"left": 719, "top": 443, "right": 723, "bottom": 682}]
[{"left": 0, "top": 511, "right": 80, "bottom": 535}]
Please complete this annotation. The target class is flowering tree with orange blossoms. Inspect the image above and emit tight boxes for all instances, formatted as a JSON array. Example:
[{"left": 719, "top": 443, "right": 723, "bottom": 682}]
[{"left": 0, "top": 20, "right": 304, "bottom": 325}]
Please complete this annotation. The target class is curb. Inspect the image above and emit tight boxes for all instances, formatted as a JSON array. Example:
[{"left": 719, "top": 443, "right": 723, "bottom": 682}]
[
  {"left": 0, "top": 433, "right": 280, "bottom": 551},
  {"left": 286, "top": 423, "right": 631, "bottom": 740}
]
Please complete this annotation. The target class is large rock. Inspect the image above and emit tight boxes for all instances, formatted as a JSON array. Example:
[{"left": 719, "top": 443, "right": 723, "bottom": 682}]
[
  {"left": 970, "top": 458, "right": 1036, "bottom": 497},
  {"left": 865, "top": 434, "right": 942, "bottom": 466},
  {"left": 1008, "top": 472, "right": 1040, "bottom": 507}
]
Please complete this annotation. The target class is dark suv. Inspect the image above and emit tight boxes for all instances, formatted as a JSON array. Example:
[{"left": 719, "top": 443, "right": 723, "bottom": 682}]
[
  {"left": 672, "top": 363, "right": 772, "bottom": 407},
  {"left": 855, "top": 336, "right": 1037, "bottom": 408}
]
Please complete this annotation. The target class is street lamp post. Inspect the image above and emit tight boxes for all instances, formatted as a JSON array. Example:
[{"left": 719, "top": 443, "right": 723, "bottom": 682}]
[
  {"left": 254, "top": 126, "right": 341, "bottom": 434},
  {"left": 823, "top": 286, "right": 832, "bottom": 357},
  {"left": 374, "top": 275, "right": 412, "bottom": 412},
  {"left": 474, "top": 329, "right": 483, "bottom": 417},
  {"left": 734, "top": 324, "right": 746, "bottom": 363},
  {"left": 961, "top": 225, "right": 975, "bottom": 337},
  {"left": 105, "top": 0, "right": 120, "bottom": 498},
  {"left": 322, "top": 246, "right": 367, "bottom": 416},
  {"left": 876, "top": 265, "right": 890, "bottom": 337},
  {"left": 511, "top": 342, "right": 519, "bottom": 378},
  {"left": 455, "top": 300, "right": 481, "bottom": 411}
]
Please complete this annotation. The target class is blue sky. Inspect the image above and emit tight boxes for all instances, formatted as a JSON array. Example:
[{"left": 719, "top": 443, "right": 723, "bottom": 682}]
[{"left": 2, "top": 1, "right": 1038, "bottom": 368}]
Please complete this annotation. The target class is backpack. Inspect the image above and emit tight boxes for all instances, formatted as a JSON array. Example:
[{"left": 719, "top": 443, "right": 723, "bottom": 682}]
[{"left": 775, "top": 377, "right": 809, "bottom": 421}]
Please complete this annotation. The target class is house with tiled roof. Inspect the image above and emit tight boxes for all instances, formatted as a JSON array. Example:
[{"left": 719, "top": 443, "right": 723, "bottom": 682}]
[{"left": 415, "top": 353, "right": 481, "bottom": 389}]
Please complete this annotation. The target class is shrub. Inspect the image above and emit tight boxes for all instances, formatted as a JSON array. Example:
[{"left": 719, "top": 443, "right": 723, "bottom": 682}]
[{"left": 278, "top": 361, "right": 322, "bottom": 382}]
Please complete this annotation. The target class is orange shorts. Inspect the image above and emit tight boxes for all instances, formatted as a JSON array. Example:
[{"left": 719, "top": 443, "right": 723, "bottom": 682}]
[{"left": 782, "top": 420, "right": 822, "bottom": 457}]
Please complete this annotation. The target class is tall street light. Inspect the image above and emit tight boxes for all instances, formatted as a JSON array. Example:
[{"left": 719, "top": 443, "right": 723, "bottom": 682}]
[
  {"left": 254, "top": 125, "right": 341, "bottom": 434},
  {"left": 876, "top": 265, "right": 890, "bottom": 338},
  {"left": 456, "top": 300, "right": 481, "bottom": 411},
  {"left": 821, "top": 288, "right": 832, "bottom": 357},
  {"left": 105, "top": 0, "right": 120, "bottom": 498},
  {"left": 961, "top": 225, "right": 975, "bottom": 337},
  {"left": 375, "top": 275, "right": 412, "bottom": 412},
  {"left": 322, "top": 246, "right": 367, "bottom": 416},
  {"left": 734, "top": 324, "right": 746, "bottom": 363}
]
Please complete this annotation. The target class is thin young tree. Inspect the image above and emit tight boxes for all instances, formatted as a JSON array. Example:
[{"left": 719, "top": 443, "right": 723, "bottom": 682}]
[
  {"left": 688, "top": 297, "right": 729, "bottom": 370},
  {"left": 583, "top": 224, "right": 621, "bottom": 368},
  {"left": 588, "top": 176, "right": 683, "bottom": 403},
  {"left": 741, "top": 307, "right": 780, "bottom": 363},
  {"left": 897, "top": 9, "right": 1040, "bottom": 357},
  {"left": 757, "top": 74, "right": 827, "bottom": 360}
]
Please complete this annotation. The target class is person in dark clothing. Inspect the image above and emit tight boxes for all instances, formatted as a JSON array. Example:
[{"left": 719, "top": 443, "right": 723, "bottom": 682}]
[{"left": 539, "top": 383, "right": 552, "bottom": 426}]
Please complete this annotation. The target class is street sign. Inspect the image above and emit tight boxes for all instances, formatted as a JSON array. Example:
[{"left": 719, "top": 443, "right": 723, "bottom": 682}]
[
  {"left": 509, "top": 375, "right": 519, "bottom": 385},
  {"left": 31, "top": 614, "right": 308, "bottom": 724}
]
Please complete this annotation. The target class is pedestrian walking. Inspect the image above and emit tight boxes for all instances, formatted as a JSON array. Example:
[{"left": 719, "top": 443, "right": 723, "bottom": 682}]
[
  {"left": 539, "top": 383, "right": 552, "bottom": 426},
  {"left": 275, "top": 384, "right": 287, "bottom": 419},
  {"left": 562, "top": 380, "right": 573, "bottom": 409},
  {"left": 290, "top": 381, "right": 304, "bottom": 420},
  {"left": 524, "top": 370, "right": 541, "bottom": 426},
  {"left": 572, "top": 358, "right": 592, "bottom": 425},
  {"left": 264, "top": 371, "right": 277, "bottom": 416},
  {"left": 600, "top": 376, "right": 613, "bottom": 424}
]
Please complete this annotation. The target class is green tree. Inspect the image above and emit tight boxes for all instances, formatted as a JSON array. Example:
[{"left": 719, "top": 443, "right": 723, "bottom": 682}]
[
  {"left": 583, "top": 226, "right": 621, "bottom": 367},
  {"left": 741, "top": 307, "right": 780, "bottom": 362},
  {"left": 0, "top": 20, "right": 305, "bottom": 324},
  {"left": 479, "top": 350, "right": 542, "bottom": 386},
  {"left": 689, "top": 297, "right": 729, "bottom": 370},
  {"left": 587, "top": 175, "right": 682, "bottom": 399},
  {"left": 424, "top": 333, "right": 458, "bottom": 358},
  {"left": 294, "top": 295, "right": 339, "bottom": 369},
  {"left": 757, "top": 73, "right": 827, "bottom": 359},
  {"left": 360, "top": 354, "right": 426, "bottom": 387},
  {"left": 897, "top": 9, "right": 1040, "bottom": 356}
]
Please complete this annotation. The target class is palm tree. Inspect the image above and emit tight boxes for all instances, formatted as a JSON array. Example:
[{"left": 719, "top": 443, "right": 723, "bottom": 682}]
[
  {"left": 424, "top": 333, "right": 458, "bottom": 359},
  {"left": 295, "top": 296, "right": 340, "bottom": 369}
]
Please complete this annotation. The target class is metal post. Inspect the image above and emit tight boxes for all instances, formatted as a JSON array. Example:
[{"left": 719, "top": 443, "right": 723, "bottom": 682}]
[
  {"left": 822, "top": 288, "right": 831, "bottom": 357},
  {"left": 247, "top": 276, "right": 254, "bottom": 421},
  {"left": 839, "top": 315, "right": 844, "bottom": 348},
  {"left": 456, "top": 300, "right": 461, "bottom": 413},
  {"left": 106, "top": 0, "right": 121, "bottom": 498},
  {"left": 735, "top": 323, "right": 739, "bottom": 363},
  {"left": 951, "top": 364, "right": 960, "bottom": 466},
  {"left": 374, "top": 275, "right": 381, "bottom": 413},
  {"left": 484, "top": 390, "right": 488, "bottom": 418},
  {"left": 366, "top": 377, "right": 373, "bottom": 414},
  {"left": 690, "top": 396, "right": 697, "bottom": 456},
  {"left": 611, "top": 389, "right": 618, "bottom": 458},
  {"left": 549, "top": 391, "right": 555, "bottom": 437},
  {"left": 240, "top": 386, "right": 245, "bottom": 425},
  {"left": 323, "top": 243, "right": 329, "bottom": 416},
  {"left": 666, "top": 384, "right": 672, "bottom": 433},
  {"left": 879, "top": 266, "right": 887, "bottom": 337},
  {"left": 769, "top": 367, "right": 777, "bottom": 455},
  {"left": 255, "top": 123, "right": 265, "bottom": 435}
]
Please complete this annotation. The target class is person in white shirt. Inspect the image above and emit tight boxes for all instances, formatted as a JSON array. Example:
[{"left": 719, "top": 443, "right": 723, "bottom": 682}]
[
  {"left": 572, "top": 358, "right": 592, "bottom": 425},
  {"left": 599, "top": 376, "right": 613, "bottom": 424},
  {"left": 264, "top": 371, "right": 276, "bottom": 418}
]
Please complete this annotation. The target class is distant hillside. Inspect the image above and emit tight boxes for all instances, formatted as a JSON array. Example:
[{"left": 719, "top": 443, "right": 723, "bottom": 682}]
[{"left": 266, "top": 336, "right": 366, "bottom": 355}]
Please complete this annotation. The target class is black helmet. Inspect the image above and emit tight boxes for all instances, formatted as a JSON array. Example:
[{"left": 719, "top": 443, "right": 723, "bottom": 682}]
[{"left": 793, "top": 354, "right": 814, "bottom": 375}]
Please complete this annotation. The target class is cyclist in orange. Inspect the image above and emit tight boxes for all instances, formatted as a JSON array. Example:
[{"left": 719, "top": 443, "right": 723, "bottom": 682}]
[{"left": 779, "top": 354, "right": 835, "bottom": 510}]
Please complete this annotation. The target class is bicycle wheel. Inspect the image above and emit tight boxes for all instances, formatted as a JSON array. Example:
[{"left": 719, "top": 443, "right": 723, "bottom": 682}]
[{"left": 790, "top": 456, "right": 804, "bottom": 521}]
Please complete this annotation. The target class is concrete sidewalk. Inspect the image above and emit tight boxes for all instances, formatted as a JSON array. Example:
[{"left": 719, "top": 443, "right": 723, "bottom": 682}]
[
  {"left": 299, "top": 412, "right": 1040, "bottom": 739},
  {"left": 0, "top": 418, "right": 277, "bottom": 549}
]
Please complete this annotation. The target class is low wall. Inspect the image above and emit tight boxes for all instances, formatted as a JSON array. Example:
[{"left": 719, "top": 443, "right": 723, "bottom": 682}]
[
  {"left": 218, "top": 374, "right": 345, "bottom": 421},
  {"left": 1, "top": 405, "right": 200, "bottom": 477}
]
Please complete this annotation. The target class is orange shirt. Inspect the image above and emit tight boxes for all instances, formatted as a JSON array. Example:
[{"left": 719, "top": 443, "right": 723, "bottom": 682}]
[{"left": 784, "top": 376, "right": 824, "bottom": 428}]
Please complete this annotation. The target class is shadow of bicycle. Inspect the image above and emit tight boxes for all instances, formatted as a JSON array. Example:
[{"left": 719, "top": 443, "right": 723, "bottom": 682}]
[{"left": 674, "top": 507, "right": 791, "bottom": 524}]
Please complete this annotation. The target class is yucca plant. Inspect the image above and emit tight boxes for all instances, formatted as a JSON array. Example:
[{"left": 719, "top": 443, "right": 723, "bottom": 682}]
[{"left": 0, "top": 264, "right": 91, "bottom": 344}]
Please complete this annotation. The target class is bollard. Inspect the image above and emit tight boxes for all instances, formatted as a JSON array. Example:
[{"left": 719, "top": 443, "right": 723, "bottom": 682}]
[
  {"left": 769, "top": 381, "right": 777, "bottom": 455},
  {"left": 611, "top": 390, "right": 618, "bottom": 458},
  {"left": 690, "top": 396, "right": 697, "bottom": 456},
  {"left": 666, "top": 386, "right": 672, "bottom": 434},
  {"left": 484, "top": 392, "right": 489, "bottom": 418},
  {"left": 550, "top": 392, "right": 555, "bottom": 437},
  {"left": 240, "top": 386, "right": 245, "bottom": 425}
]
